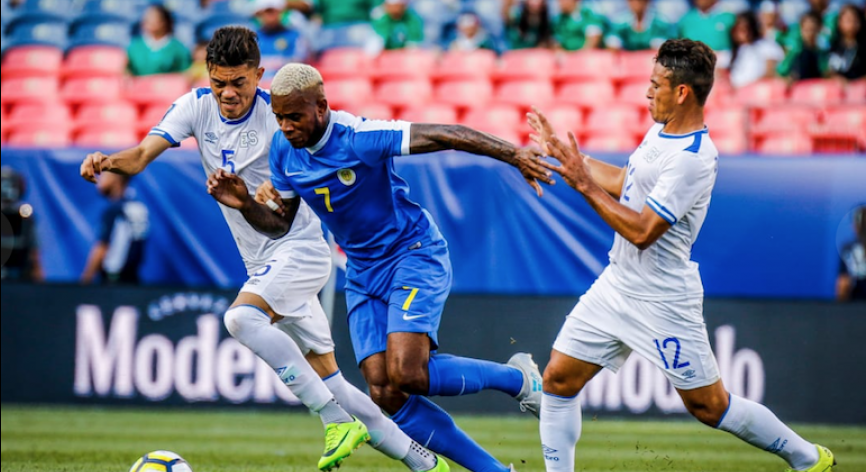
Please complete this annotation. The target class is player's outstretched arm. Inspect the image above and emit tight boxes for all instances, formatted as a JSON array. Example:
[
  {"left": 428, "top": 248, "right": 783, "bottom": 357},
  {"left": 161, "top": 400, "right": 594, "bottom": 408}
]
[
  {"left": 527, "top": 107, "right": 626, "bottom": 198},
  {"left": 409, "top": 123, "right": 555, "bottom": 196},
  {"left": 207, "top": 169, "right": 300, "bottom": 240},
  {"left": 80, "top": 136, "right": 172, "bottom": 183}
]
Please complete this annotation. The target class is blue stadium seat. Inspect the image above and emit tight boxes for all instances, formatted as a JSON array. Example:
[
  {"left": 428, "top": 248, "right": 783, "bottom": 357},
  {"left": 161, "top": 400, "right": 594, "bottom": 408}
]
[
  {"left": 6, "top": 20, "right": 68, "bottom": 50},
  {"left": 162, "top": 0, "right": 202, "bottom": 24},
  {"left": 68, "top": 21, "right": 131, "bottom": 49},
  {"left": 470, "top": 0, "right": 504, "bottom": 37},
  {"left": 655, "top": 0, "right": 690, "bottom": 24},
  {"left": 314, "top": 23, "right": 377, "bottom": 52},
  {"left": 205, "top": 0, "right": 251, "bottom": 17},
  {"left": 413, "top": 0, "right": 459, "bottom": 47},
  {"left": 73, "top": 0, "right": 137, "bottom": 28},
  {"left": 196, "top": 15, "right": 254, "bottom": 44},
  {"left": 174, "top": 20, "right": 195, "bottom": 50}
]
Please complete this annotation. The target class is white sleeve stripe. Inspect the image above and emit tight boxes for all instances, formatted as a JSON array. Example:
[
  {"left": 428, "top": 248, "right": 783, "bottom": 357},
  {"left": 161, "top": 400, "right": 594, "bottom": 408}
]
[
  {"left": 401, "top": 122, "right": 411, "bottom": 156},
  {"left": 278, "top": 189, "right": 297, "bottom": 199}
]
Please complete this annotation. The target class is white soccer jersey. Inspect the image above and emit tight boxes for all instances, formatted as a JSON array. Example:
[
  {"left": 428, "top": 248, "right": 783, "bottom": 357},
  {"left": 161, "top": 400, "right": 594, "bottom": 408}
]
[
  {"left": 148, "top": 88, "right": 323, "bottom": 270},
  {"left": 606, "top": 123, "right": 719, "bottom": 301}
]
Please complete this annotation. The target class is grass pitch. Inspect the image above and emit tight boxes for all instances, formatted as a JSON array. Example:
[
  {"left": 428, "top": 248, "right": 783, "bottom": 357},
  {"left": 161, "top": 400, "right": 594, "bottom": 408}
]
[{"left": 1, "top": 405, "right": 864, "bottom": 472}]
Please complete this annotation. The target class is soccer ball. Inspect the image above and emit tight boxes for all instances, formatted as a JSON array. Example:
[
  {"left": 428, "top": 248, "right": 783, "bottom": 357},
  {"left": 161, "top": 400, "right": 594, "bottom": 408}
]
[{"left": 128, "top": 451, "right": 193, "bottom": 472}]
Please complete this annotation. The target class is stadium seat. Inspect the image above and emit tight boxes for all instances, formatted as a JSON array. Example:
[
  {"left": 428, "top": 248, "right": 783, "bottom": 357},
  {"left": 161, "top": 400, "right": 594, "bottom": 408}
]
[
  {"left": 76, "top": 102, "right": 141, "bottom": 132},
  {"left": 494, "top": 80, "right": 555, "bottom": 109},
  {"left": 75, "top": 128, "right": 140, "bottom": 148},
  {"left": 581, "top": 132, "right": 640, "bottom": 152},
  {"left": 751, "top": 106, "right": 819, "bottom": 135},
  {"left": 6, "top": 0, "right": 72, "bottom": 26},
  {"left": 555, "top": 80, "right": 617, "bottom": 108},
  {"left": 373, "top": 49, "right": 438, "bottom": 79},
  {"left": 316, "top": 48, "right": 373, "bottom": 80},
  {"left": 7, "top": 124, "right": 72, "bottom": 147},
  {"left": 374, "top": 80, "right": 433, "bottom": 108},
  {"left": 434, "top": 80, "right": 494, "bottom": 108},
  {"left": 195, "top": 15, "right": 253, "bottom": 44},
  {"left": 705, "top": 107, "right": 747, "bottom": 137},
  {"left": 711, "top": 131, "right": 749, "bottom": 155},
  {"left": 556, "top": 50, "right": 618, "bottom": 82},
  {"left": 72, "top": 0, "right": 136, "bottom": 28},
  {"left": 137, "top": 103, "right": 172, "bottom": 133},
  {"left": 616, "top": 80, "right": 650, "bottom": 107},
  {"left": 735, "top": 78, "right": 788, "bottom": 106},
  {"left": 1, "top": 46, "right": 63, "bottom": 79},
  {"left": 494, "top": 49, "right": 557, "bottom": 81},
  {"left": 0, "top": 77, "right": 59, "bottom": 106},
  {"left": 315, "top": 23, "right": 377, "bottom": 51},
  {"left": 61, "top": 76, "right": 123, "bottom": 105},
  {"left": 68, "top": 21, "right": 131, "bottom": 49},
  {"left": 348, "top": 102, "right": 394, "bottom": 121},
  {"left": 845, "top": 80, "right": 866, "bottom": 102},
  {"left": 7, "top": 103, "right": 71, "bottom": 130},
  {"left": 324, "top": 79, "right": 374, "bottom": 108},
  {"left": 521, "top": 105, "right": 584, "bottom": 142},
  {"left": 823, "top": 106, "right": 866, "bottom": 132},
  {"left": 584, "top": 105, "right": 643, "bottom": 134},
  {"left": 163, "top": 0, "right": 202, "bottom": 23},
  {"left": 789, "top": 79, "right": 844, "bottom": 105},
  {"left": 616, "top": 50, "right": 658, "bottom": 81},
  {"left": 62, "top": 46, "right": 127, "bottom": 77},
  {"left": 461, "top": 104, "right": 524, "bottom": 130},
  {"left": 433, "top": 50, "right": 498, "bottom": 81},
  {"left": 205, "top": 0, "right": 251, "bottom": 17},
  {"left": 399, "top": 105, "right": 459, "bottom": 124},
  {"left": 6, "top": 20, "right": 68, "bottom": 50},
  {"left": 756, "top": 133, "right": 814, "bottom": 154},
  {"left": 125, "top": 74, "right": 191, "bottom": 106},
  {"left": 704, "top": 79, "right": 734, "bottom": 110}
]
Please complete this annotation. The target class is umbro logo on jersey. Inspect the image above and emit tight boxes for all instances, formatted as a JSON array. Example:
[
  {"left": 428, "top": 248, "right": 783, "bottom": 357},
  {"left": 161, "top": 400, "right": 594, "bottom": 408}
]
[{"left": 204, "top": 132, "right": 218, "bottom": 144}]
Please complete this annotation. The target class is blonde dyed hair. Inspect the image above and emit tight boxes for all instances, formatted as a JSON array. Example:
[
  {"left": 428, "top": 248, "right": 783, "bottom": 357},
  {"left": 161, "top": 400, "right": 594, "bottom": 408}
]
[{"left": 271, "top": 63, "right": 324, "bottom": 96}]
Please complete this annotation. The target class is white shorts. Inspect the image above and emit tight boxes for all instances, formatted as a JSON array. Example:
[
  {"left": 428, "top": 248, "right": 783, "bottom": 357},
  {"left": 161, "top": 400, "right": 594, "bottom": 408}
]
[
  {"left": 240, "top": 241, "right": 335, "bottom": 355},
  {"left": 553, "top": 270, "right": 721, "bottom": 390}
]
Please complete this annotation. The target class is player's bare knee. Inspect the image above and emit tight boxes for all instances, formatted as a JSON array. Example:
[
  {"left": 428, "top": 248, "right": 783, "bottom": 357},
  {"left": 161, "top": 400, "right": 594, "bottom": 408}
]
[
  {"left": 389, "top": 369, "right": 429, "bottom": 395},
  {"left": 542, "top": 364, "right": 581, "bottom": 397},
  {"left": 686, "top": 401, "right": 726, "bottom": 427}
]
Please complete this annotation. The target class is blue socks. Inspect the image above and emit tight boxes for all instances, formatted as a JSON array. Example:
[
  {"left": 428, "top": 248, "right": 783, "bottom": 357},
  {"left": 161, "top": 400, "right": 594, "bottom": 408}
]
[
  {"left": 427, "top": 354, "right": 523, "bottom": 398},
  {"left": 391, "top": 395, "right": 509, "bottom": 472}
]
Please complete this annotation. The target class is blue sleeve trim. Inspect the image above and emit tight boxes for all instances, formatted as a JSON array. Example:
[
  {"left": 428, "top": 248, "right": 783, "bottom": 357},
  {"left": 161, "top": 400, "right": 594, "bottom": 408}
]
[
  {"left": 543, "top": 391, "right": 579, "bottom": 399},
  {"left": 148, "top": 129, "right": 180, "bottom": 148},
  {"left": 715, "top": 393, "right": 733, "bottom": 429},
  {"left": 321, "top": 370, "right": 342, "bottom": 381},
  {"left": 196, "top": 88, "right": 212, "bottom": 99},
  {"left": 684, "top": 132, "right": 703, "bottom": 153},
  {"left": 257, "top": 88, "right": 271, "bottom": 105},
  {"left": 647, "top": 196, "right": 677, "bottom": 225},
  {"left": 232, "top": 304, "right": 272, "bottom": 322}
]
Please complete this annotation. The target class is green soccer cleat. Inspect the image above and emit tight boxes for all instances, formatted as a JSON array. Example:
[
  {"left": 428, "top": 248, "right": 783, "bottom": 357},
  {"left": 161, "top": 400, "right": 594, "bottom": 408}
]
[
  {"left": 785, "top": 445, "right": 836, "bottom": 472},
  {"left": 423, "top": 455, "right": 450, "bottom": 472},
  {"left": 318, "top": 416, "right": 371, "bottom": 471}
]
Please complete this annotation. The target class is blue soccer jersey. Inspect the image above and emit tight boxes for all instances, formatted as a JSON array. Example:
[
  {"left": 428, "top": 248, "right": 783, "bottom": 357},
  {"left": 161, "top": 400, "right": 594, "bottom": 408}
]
[{"left": 270, "top": 110, "right": 443, "bottom": 271}]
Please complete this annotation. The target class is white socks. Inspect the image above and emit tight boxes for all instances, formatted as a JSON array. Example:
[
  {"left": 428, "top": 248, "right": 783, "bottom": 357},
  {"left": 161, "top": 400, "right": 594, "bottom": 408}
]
[
  {"left": 223, "top": 306, "right": 352, "bottom": 425},
  {"left": 717, "top": 394, "right": 819, "bottom": 471},
  {"left": 539, "top": 393, "right": 582, "bottom": 472},
  {"left": 324, "top": 371, "right": 437, "bottom": 472}
]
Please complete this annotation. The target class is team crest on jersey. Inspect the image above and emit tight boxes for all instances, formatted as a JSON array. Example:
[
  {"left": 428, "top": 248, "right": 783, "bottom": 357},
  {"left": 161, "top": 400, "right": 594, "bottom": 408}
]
[
  {"left": 644, "top": 147, "right": 662, "bottom": 163},
  {"left": 337, "top": 168, "right": 356, "bottom": 186}
]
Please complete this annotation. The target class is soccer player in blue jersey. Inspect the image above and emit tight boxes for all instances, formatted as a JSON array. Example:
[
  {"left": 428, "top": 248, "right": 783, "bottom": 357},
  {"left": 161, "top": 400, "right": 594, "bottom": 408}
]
[{"left": 208, "top": 63, "right": 553, "bottom": 472}]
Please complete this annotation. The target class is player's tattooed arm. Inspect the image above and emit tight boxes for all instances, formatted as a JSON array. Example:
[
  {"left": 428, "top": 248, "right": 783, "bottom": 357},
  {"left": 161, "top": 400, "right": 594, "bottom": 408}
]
[
  {"left": 409, "top": 123, "right": 555, "bottom": 196},
  {"left": 207, "top": 169, "right": 299, "bottom": 239}
]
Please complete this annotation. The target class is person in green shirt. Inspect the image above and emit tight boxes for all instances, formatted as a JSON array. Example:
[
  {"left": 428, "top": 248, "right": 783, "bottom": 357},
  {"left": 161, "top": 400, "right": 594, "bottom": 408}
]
[
  {"left": 677, "top": 0, "right": 736, "bottom": 53},
  {"left": 778, "top": 10, "right": 829, "bottom": 81},
  {"left": 553, "top": 0, "right": 604, "bottom": 50},
  {"left": 781, "top": 0, "right": 838, "bottom": 52},
  {"left": 605, "top": 0, "right": 672, "bottom": 51},
  {"left": 503, "top": 0, "right": 554, "bottom": 50},
  {"left": 127, "top": 4, "right": 191, "bottom": 76},
  {"left": 371, "top": 0, "right": 424, "bottom": 50},
  {"left": 313, "top": 0, "right": 380, "bottom": 26}
]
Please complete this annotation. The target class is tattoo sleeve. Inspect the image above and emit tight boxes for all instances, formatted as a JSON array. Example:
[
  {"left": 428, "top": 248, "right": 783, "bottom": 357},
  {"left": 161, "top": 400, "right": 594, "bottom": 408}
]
[
  {"left": 409, "top": 124, "right": 518, "bottom": 165},
  {"left": 240, "top": 197, "right": 301, "bottom": 240}
]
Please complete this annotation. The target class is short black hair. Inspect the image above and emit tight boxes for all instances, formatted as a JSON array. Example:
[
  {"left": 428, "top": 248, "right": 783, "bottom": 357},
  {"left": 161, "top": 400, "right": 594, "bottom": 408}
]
[
  {"left": 655, "top": 39, "right": 717, "bottom": 106},
  {"left": 206, "top": 26, "right": 261, "bottom": 70}
]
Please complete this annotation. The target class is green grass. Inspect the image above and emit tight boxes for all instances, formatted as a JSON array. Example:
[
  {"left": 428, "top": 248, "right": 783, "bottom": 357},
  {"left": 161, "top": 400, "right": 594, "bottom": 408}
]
[{"left": 1, "top": 405, "right": 864, "bottom": 472}]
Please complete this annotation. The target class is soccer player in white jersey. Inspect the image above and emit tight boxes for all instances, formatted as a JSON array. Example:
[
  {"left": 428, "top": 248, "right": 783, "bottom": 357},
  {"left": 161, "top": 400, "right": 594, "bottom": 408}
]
[
  {"left": 527, "top": 39, "right": 836, "bottom": 472},
  {"left": 79, "top": 26, "right": 448, "bottom": 472}
]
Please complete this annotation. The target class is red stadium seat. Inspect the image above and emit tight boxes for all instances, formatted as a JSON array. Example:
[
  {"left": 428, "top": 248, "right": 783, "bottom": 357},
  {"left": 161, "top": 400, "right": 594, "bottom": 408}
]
[
  {"left": 76, "top": 102, "right": 140, "bottom": 130},
  {"left": 433, "top": 50, "right": 497, "bottom": 81},
  {"left": 7, "top": 103, "right": 71, "bottom": 133},
  {"left": 61, "top": 76, "right": 123, "bottom": 105},
  {"left": 616, "top": 80, "right": 650, "bottom": 107},
  {"left": 137, "top": 103, "right": 173, "bottom": 134},
  {"left": 823, "top": 106, "right": 866, "bottom": 132},
  {"left": 556, "top": 80, "right": 617, "bottom": 109},
  {"left": 494, "top": 49, "right": 557, "bottom": 81},
  {"left": 62, "top": 46, "right": 127, "bottom": 78},
  {"left": 374, "top": 49, "right": 438, "bottom": 79},
  {"left": 705, "top": 107, "right": 747, "bottom": 136},
  {"left": 494, "top": 80, "right": 554, "bottom": 109},
  {"left": 581, "top": 132, "right": 640, "bottom": 152},
  {"left": 399, "top": 104, "right": 458, "bottom": 124},
  {"left": 374, "top": 80, "right": 433, "bottom": 108},
  {"left": 462, "top": 104, "right": 523, "bottom": 130},
  {"left": 556, "top": 50, "right": 617, "bottom": 82},
  {"left": 434, "top": 80, "right": 494, "bottom": 108},
  {"left": 0, "top": 77, "right": 59, "bottom": 106},
  {"left": 125, "top": 74, "right": 190, "bottom": 106},
  {"left": 751, "top": 106, "right": 819, "bottom": 135},
  {"left": 616, "top": 50, "right": 658, "bottom": 82},
  {"left": 347, "top": 102, "right": 394, "bottom": 120},
  {"left": 1, "top": 46, "right": 63, "bottom": 79},
  {"left": 735, "top": 78, "right": 787, "bottom": 106},
  {"left": 756, "top": 133, "right": 813, "bottom": 154},
  {"left": 324, "top": 79, "right": 374, "bottom": 108},
  {"left": 316, "top": 48, "right": 373, "bottom": 79},
  {"left": 584, "top": 105, "right": 643, "bottom": 134},
  {"left": 7, "top": 123, "right": 71, "bottom": 147},
  {"left": 711, "top": 131, "right": 748, "bottom": 155},
  {"left": 704, "top": 79, "right": 734, "bottom": 110},
  {"left": 75, "top": 128, "right": 140, "bottom": 148},
  {"left": 789, "top": 79, "right": 844, "bottom": 105},
  {"left": 845, "top": 80, "right": 866, "bottom": 102},
  {"left": 543, "top": 105, "right": 583, "bottom": 135}
]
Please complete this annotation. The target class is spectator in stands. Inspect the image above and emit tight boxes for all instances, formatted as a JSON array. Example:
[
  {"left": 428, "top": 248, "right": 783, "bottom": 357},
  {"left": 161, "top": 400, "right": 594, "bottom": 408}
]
[
  {"left": 757, "top": 0, "right": 787, "bottom": 45},
  {"left": 837, "top": 205, "right": 866, "bottom": 301},
  {"left": 783, "top": 0, "right": 838, "bottom": 51},
  {"left": 678, "top": 0, "right": 736, "bottom": 63},
  {"left": 0, "top": 167, "right": 43, "bottom": 283},
  {"left": 553, "top": 0, "right": 604, "bottom": 50},
  {"left": 828, "top": 4, "right": 866, "bottom": 81},
  {"left": 255, "top": 0, "right": 309, "bottom": 79},
  {"left": 778, "top": 11, "right": 829, "bottom": 82},
  {"left": 80, "top": 173, "right": 149, "bottom": 285},
  {"left": 449, "top": 12, "right": 497, "bottom": 52},
  {"left": 503, "top": 0, "right": 554, "bottom": 49},
  {"left": 727, "top": 11, "right": 784, "bottom": 88},
  {"left": 372, "top": 0, "right": 424, "bottom": 50},
  {"left": 605, "top": 0, "right": 671, "bottom": 51},
  {"left": 187, "top": 41, "right": 210, "bottom": 85},
  {"left": 315, "top": 0, "right": 378, "bottom": 26},
  {"left": 128, "top": 4, "right": 192, "bottom": 76}
]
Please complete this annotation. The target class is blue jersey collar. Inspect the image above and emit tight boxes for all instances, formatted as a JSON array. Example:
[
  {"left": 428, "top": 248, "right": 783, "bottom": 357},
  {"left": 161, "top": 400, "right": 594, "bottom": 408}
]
[{"left": 658, "top": 126, "right": 708, "bottom": 139}]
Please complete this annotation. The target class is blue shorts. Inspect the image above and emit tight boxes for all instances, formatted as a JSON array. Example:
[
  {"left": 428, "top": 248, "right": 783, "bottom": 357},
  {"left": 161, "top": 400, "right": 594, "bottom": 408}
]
[{"left": 346, "top": 239, "right": 452, "bottom": 365}]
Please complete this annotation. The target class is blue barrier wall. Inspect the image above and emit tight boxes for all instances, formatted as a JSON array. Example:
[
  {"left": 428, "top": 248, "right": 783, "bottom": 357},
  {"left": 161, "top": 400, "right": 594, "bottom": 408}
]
[{"left": 1, "top": 148, "right": 864, "bottom": 299}]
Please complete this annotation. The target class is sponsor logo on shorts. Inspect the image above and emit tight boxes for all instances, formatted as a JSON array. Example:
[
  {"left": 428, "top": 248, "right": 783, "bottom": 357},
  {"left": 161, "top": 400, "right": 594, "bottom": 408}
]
[
  {"left": 246, "top": 278, "right": 261, "bottom": 286},
  {"left": 682, "top": 369, "right": 696, "bottom": 380}
]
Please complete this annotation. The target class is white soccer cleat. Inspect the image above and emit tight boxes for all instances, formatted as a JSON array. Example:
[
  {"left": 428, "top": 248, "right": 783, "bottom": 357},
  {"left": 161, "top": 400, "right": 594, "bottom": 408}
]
[
  {"left": 508, "top": 352, "right": 543, "bottom": 418},
  {"left": 508, "top": 464, "right": 518, "bottom": 472}
]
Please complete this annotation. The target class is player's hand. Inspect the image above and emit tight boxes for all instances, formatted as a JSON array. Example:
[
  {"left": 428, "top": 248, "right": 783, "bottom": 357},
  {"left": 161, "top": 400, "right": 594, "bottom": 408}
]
[
  {"left": 207, "top": 169, "right": 251, "bottom": 210},
  {"left": 514, "top": 146, "right": 555, "bottom": 197},
  {"left": 80, "top": 152, "right": 109, "bottom": 183},
  {"left": 255, "top": 181, "right": 285, "bottom": 216},
  {"left": 542, "top": 132, "right": 593, "bottom": 193},
  {"left": 527, "top": 106, "right": 555, "bottom": 156}
]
